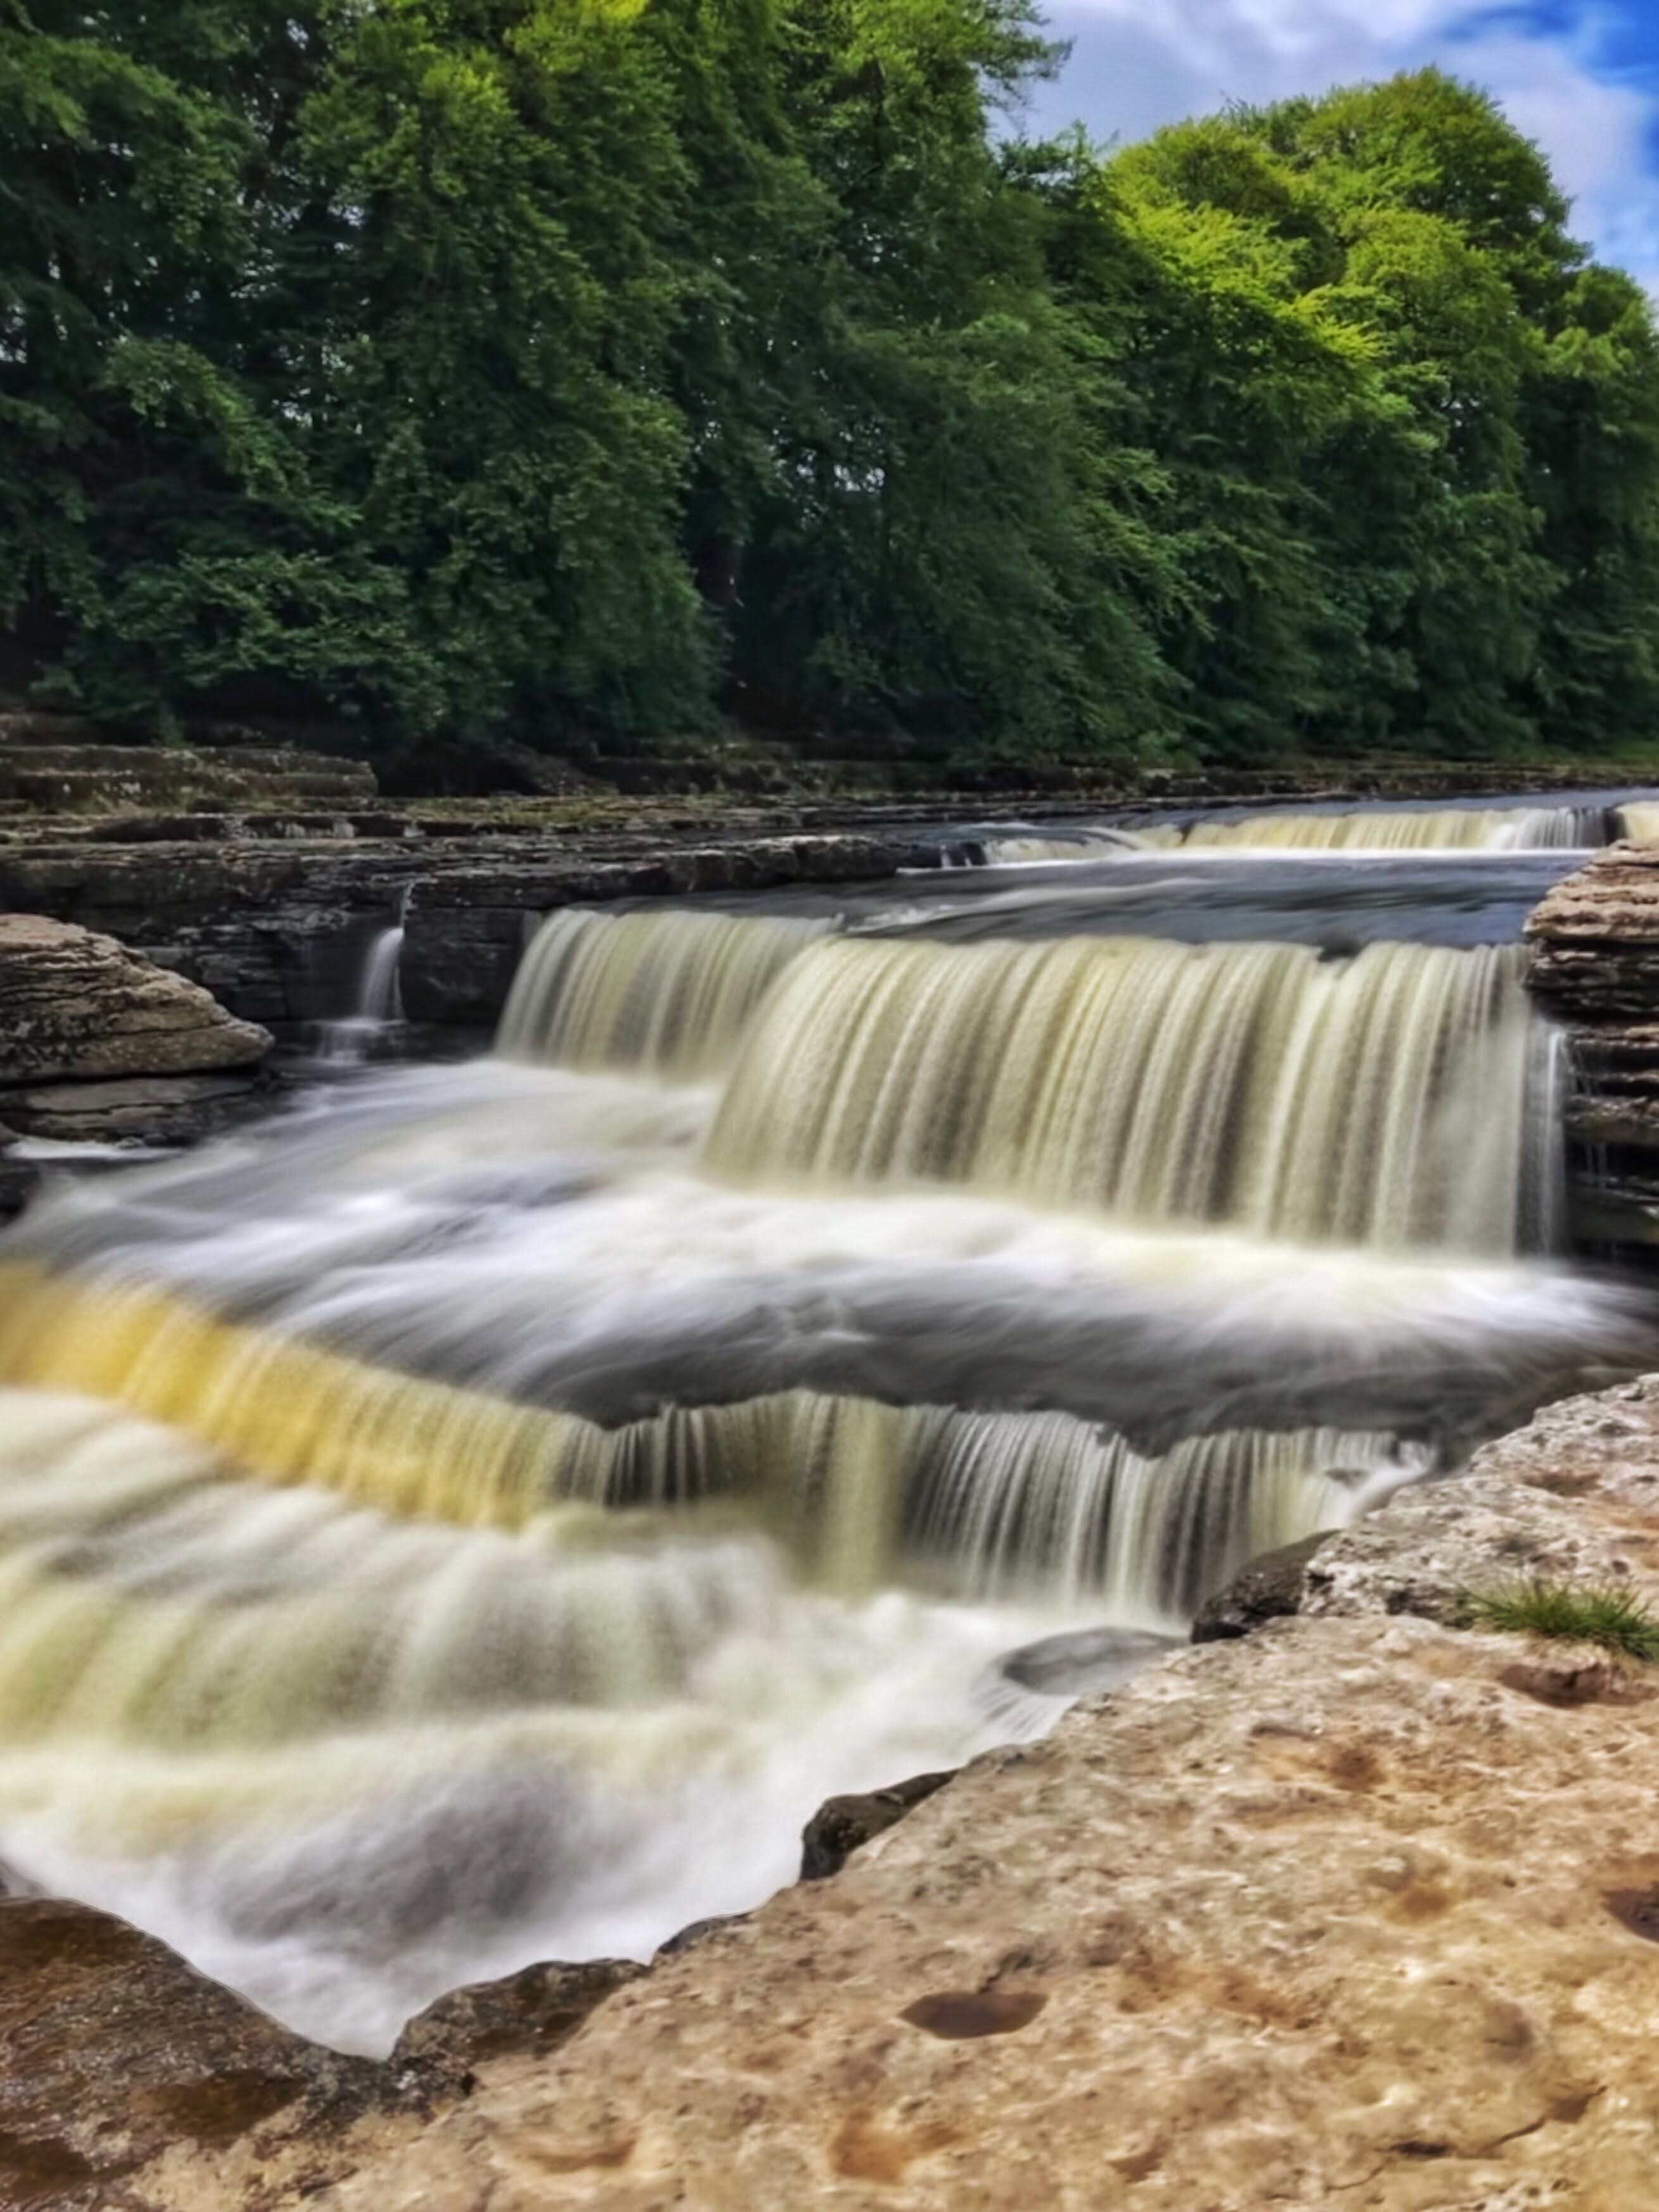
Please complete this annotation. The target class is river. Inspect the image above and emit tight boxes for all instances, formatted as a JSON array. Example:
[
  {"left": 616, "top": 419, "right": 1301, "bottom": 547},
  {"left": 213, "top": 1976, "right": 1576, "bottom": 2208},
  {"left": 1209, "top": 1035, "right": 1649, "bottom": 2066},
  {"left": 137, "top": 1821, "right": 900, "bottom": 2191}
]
[{"left": 0, "top": 788, "right": 1653, "bottom": 2052}]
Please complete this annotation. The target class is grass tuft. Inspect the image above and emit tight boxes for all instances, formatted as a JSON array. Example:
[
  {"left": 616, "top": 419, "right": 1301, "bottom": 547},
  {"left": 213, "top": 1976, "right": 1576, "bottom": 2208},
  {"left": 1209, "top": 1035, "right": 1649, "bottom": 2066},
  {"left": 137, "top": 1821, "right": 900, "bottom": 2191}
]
[{"left": 1463, "top": 1577, "right": 1659, "bottom": 1663}]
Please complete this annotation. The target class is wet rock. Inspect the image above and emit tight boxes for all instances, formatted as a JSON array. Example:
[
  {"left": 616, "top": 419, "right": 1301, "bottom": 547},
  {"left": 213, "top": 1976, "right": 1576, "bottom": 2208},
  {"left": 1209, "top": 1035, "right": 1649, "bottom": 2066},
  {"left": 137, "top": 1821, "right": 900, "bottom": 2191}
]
[
  {"left": 0, "top": 1071, "right": 274, "bottom": 1147},
  {"left": 998, "top": 1625, "right": 1181, "bottom": 1693},
  {"left": 389, "top": 1958, "right": 642, "bottom": 2096},
  {"left": 0, "top": 1896, "right": 386, "bottom": 2210},
  {"left": 0, "top": 915, "right": 270, "bottom": 1084},
  {"left": 655, "top": 1911, "right": 754, "bottom": 1957},
  {"left": 800, "top": 1770, "right": 957, "bottom": 1881},
  {"left": 0, "top": 1121, "right": 36, "bottom": 1221},
  {"left": 1190, "top": 1531, "right": 1336, "bottom": 1643}
]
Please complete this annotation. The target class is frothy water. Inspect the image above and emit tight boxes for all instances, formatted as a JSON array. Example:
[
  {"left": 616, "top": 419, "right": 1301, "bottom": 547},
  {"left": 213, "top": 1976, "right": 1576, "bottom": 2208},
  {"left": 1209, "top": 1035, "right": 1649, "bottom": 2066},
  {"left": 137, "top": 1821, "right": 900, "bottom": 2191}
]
[{"left": 0, "top": 801, "right": 1653, "bottom": 2054}]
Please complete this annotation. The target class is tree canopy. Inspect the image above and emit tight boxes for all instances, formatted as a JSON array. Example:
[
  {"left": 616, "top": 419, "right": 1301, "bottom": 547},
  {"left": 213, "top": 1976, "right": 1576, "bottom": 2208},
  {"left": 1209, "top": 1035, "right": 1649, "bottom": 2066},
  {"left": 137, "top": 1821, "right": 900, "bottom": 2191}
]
[{"left": 2, "top": 1, "right": 1656, "bottom": 774}]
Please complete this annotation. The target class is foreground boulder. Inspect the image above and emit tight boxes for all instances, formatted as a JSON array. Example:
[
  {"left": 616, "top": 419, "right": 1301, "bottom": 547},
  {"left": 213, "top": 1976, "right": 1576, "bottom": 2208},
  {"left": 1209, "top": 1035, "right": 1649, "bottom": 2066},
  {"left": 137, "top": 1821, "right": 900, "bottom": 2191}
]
[
  {"left": 0, "top": 915, "right": 270, "bottom": 1153},
  {"left": 0, "top": 1897, "right": 388, "bottom": 2209}
]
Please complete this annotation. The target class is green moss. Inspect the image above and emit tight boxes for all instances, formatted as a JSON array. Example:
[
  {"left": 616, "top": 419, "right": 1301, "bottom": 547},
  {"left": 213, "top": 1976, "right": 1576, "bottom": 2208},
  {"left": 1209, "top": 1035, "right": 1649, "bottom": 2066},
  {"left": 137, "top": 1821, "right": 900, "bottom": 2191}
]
[{"left": 1463, "top": 1578, "right": 1659, "bottom": 1662}]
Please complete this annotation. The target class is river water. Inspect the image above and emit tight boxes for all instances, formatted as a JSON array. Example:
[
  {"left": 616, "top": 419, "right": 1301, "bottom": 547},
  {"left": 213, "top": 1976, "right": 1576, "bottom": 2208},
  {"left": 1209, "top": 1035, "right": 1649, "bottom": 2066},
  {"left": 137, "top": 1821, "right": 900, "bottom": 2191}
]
[{"left": 0, "top": 789, "right": 1655, "bottom": 2052}]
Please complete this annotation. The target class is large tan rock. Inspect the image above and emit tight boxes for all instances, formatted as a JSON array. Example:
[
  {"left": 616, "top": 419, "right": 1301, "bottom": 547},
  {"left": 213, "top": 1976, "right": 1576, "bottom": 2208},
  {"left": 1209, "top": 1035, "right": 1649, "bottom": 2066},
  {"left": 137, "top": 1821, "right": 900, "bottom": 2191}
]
[{"left": 0, "top": 914, "right": 269, "bottom": 1084}]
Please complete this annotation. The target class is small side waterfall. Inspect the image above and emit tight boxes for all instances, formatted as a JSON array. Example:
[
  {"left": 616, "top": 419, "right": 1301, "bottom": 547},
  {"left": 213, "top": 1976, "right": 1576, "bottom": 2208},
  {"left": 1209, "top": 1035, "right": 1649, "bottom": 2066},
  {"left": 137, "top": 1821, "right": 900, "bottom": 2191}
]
[
  {"left": 703, "top": 931, "right": 1543, "bottom": 1252},
  {"left": 315, "top": 922, "right": 406, "bottom": 1063},
  {"left": 1140, "top": 805, "right": 1606, "bottom": 851}
]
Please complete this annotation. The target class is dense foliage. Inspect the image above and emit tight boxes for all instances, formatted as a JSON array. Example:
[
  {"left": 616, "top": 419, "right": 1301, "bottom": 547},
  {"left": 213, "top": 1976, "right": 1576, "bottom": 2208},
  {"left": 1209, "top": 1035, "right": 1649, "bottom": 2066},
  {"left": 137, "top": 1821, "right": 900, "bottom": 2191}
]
[{"left": 3, "top": 0, "right": 1657, "bottom": 772}]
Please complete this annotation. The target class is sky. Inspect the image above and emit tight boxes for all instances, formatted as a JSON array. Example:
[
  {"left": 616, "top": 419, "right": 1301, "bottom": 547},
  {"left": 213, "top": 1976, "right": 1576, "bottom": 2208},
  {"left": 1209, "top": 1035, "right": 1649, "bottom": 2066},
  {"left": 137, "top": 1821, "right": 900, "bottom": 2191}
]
[{"left": 1025, "top": 2, "right": 1659, "bottom": 296}]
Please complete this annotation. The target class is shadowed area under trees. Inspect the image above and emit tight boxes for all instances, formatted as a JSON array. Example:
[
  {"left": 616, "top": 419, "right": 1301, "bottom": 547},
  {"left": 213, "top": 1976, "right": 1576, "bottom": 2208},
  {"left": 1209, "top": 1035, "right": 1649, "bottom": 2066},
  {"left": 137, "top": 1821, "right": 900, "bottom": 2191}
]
[{"left": 3, "top": 0, "right": 1657, "bottom": 776}]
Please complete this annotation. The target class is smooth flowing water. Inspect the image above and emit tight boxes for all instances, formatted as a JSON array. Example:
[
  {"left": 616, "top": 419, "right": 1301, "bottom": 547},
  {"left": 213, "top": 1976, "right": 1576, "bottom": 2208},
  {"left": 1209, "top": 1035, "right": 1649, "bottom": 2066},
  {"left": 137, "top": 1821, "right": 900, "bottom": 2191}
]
[{"left": 0, "top": 790, "right": 1653, "bottom": 2054}]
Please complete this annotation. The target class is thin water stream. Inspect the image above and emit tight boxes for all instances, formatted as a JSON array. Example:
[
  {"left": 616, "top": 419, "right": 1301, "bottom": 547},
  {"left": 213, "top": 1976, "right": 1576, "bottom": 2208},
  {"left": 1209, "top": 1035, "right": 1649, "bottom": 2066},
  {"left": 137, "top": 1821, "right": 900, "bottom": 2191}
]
[{"left": 0, "top": 788, "right": 1654, "bottom": 2053}]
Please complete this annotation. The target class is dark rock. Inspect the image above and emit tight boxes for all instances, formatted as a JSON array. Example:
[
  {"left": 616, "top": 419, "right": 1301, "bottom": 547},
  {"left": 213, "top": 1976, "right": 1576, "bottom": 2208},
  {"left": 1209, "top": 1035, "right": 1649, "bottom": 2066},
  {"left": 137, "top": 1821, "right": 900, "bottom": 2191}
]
[
  {"left": 998, "top": 1626, "right": 1182, "bottom": 1694},
  {"left": 389, "top": 1957, "right": 642, "bottom": 2096},
  {"left": 0, "top": 1896, "right": 385, "bottom": 2208},
  {"left": 800, "top": 1771, "right": 957, "bottom": 1882},
  {"left": 655, "top": 1912, "right": 754, "bottom": 1958},
  {"left": 0, "top": 1069, "right": 274, "bottom": 1147},
  {"left": 1190, "top": 1532, "right": 1337, "bottom": 1644}
]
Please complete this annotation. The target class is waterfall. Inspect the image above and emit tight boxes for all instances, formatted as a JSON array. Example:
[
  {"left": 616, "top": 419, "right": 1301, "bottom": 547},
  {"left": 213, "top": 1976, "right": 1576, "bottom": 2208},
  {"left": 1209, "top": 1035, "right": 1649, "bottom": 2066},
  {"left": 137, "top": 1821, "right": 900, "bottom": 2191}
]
[
  {"left": 315, "top": 922, "right": 406, "bottom": 1064},
  {"left": 702, "top": 931, "right": 1542, "bottom": 1252},
  {"left": 1140, "top": 805, "right": 1607, "bottom": 851},
  {"left": 498, "top": 907, "right": 828, "bottom": 1079},
  {"left": 0, "top": 811, "right": 1640, "bottom": 2052},
  {"left": 1617, "top": 801, "right": 1659, "bottom": 843}
]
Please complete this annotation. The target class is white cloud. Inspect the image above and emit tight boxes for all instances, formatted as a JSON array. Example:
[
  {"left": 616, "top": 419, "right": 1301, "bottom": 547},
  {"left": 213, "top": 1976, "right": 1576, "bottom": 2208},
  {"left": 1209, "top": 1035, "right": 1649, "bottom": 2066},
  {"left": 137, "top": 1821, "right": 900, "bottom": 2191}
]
[{"left": 1030, "top": 1, "right": 1659, "bottom": 294}]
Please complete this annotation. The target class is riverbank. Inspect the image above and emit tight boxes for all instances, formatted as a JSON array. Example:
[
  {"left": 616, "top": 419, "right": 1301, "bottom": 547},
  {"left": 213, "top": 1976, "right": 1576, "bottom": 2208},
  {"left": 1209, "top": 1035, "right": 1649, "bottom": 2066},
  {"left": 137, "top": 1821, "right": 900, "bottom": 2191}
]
[{"left": 10, "top": 1372, "right": 1659, "bottom": 2209}]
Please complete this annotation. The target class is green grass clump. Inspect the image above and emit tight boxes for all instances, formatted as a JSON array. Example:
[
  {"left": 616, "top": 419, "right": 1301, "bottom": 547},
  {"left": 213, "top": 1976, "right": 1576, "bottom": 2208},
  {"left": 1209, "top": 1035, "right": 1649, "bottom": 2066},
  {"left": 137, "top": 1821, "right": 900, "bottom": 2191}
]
[{"left": 1463, "top": 1578, "right": 1659, "bottom": 1662}]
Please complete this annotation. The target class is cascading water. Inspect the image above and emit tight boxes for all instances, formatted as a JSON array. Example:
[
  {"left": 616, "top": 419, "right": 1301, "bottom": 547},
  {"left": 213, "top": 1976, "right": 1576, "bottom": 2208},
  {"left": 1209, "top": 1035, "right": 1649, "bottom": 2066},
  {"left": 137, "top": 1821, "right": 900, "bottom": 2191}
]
[
  {"left": 0, "top": 799, "right": 1649, "bottom": 2055},
  {"left": 498, "top": 905, "right": 827, "bottom": 1078},
  {"left": 1139, "top": 803, "right": 1610, "bottom": 851},
  {"left": 703, "top": 933, "right": 1544, "bottom": 1250},
  {"left": 313, "top": 921, "right": 406, "bottom": 1064}
]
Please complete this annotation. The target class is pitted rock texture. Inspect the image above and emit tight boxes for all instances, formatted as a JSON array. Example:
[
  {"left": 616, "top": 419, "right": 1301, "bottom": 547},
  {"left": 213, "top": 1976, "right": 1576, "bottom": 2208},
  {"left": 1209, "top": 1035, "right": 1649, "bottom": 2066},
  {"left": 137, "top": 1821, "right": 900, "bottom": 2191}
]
[{"left": 0, "top": 915, "right": 270, "bottom": 1084}]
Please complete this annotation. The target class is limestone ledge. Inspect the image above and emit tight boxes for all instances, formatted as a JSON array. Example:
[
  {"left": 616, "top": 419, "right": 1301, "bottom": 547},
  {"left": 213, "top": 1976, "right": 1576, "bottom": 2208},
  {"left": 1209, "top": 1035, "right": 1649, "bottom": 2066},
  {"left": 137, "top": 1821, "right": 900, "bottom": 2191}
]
[
  {"left": 27, "top": 1373, "right": 1659, "bottom": 2211},
  {"left": 1527, "top": 845, "right": 1659, "bottom": 1249},
  {"left": 0, "top": 917, "right": 272, "bottom": 1176}
]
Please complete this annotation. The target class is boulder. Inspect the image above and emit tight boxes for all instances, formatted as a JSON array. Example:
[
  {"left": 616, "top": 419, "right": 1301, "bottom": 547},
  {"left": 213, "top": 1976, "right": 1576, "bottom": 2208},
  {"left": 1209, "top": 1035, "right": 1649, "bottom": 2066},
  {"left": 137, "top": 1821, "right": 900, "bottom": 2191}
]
[
  {"left": 389, "top": 1957, "right": 642, "bottom": 2096},
  {"left": 800, "top": 1770, "right": 956, "bottom": 1881},
  {"left": 1190, "top": 1531, "right": 1336, "bottom": 1643},
  {"left": 0, "top": 915, "right": 270, "bottom": 1084},
  {"left": 0, "top": 1897, "right": 388, "bottom": 2210}
]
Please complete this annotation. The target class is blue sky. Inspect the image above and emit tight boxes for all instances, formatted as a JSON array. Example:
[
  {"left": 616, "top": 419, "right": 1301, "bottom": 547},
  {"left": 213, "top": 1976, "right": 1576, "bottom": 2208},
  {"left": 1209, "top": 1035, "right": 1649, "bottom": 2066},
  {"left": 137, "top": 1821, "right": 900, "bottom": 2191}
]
[{"left": 1025, "top": 2, "right": 1659, "bottom": 295}]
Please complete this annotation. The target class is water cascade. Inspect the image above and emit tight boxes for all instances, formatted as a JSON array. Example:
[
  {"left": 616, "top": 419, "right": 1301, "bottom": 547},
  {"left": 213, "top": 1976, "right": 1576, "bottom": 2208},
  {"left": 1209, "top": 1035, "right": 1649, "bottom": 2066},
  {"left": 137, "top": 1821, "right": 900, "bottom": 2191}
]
[
  {"left": 1139, "top": 805, "right": 1607, "bottom": 851},
  {"left": 704, "top": 933, "right": 1550, "bottom": 1252},
  {"left": 498, "top": 905, "right": 828, "bottom": 1079},
  {"left": 315, "top": 921, "right": 406, "bottom": 1063},
  {"left": 0, "top": 820, "right": 1645, "bottom": 2052}
]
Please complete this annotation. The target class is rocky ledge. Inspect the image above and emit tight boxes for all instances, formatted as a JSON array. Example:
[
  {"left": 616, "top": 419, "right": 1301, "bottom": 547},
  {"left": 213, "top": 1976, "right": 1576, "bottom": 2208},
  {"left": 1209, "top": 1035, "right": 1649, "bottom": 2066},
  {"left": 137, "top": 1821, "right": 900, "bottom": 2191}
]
[
  {"left": 19, "top": 1373, "right": 1659, "bottom": 2209},
  {"left": 0, "top": 915, "right": 272, "bottom": 1210},
  {"left": 1527, "top": 843, "right": 1659, "bottom": 1255}
]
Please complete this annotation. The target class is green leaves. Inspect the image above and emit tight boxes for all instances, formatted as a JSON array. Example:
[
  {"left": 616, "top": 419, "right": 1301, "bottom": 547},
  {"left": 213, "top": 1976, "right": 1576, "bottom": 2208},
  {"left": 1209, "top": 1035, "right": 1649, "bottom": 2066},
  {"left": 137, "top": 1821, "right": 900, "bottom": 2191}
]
[{"left": 0, "top": 9, "right": 1654, "bottom": 774}]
